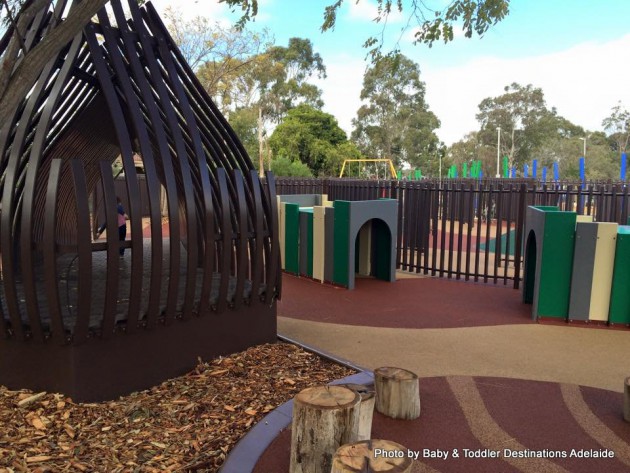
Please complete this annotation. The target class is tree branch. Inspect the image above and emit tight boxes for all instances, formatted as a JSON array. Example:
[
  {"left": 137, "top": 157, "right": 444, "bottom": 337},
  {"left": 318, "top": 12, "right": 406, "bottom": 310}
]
[{"left": 0, "top": 0, "right": 109, "bottom": 128}]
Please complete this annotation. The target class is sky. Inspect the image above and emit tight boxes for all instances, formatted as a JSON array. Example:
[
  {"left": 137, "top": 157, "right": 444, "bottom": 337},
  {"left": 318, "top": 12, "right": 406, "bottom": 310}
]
[{"left": 149, "top": 0, "right": 630, "bottom": 146}]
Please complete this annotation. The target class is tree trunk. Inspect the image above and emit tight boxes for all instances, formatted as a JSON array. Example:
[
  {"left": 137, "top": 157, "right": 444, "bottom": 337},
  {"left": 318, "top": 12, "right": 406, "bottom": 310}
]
[
  {"left": 340, "top": 383, "right": 375, "bottom": 441},
  {"left": 290, "top": 385, "right": 361, "bottom": 473},
  {"left": 374, "top": 367, "right": 420, "bottom": 420},
  {"left": 624, "top": 377, "right": 630, "bottom": 422},
  {"left": 0, "top": 0, "right": 110, "bottom": 128},
  {"left": 331, "top": 439, "right": 412, "bottom": 473}
]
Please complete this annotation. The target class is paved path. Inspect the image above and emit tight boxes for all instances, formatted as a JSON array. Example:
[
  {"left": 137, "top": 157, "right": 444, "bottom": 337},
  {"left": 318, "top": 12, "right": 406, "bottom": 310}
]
[{"left": 279, "top": 318, "right": 630, "bottom": 393}]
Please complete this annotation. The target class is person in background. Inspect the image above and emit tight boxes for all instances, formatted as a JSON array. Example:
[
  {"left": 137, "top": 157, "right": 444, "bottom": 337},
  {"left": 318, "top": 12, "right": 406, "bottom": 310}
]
[{"left": 97, "top": 197, "right": 129, "bottom": 256}]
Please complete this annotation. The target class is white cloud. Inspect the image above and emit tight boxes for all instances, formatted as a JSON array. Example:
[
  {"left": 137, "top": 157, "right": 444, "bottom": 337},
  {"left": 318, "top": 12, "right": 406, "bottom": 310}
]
[
  {"left": 347, "top": 0, "right": 403, "bottom": 23},
  {"left": 422, "top": 34, "right": 630, "bottom": 145},
  {"left": 150, "top": 0, "right": 229, "bottom": 21},
  {"left": 313, "top": 55, "right": 368, "bottom": 137}
]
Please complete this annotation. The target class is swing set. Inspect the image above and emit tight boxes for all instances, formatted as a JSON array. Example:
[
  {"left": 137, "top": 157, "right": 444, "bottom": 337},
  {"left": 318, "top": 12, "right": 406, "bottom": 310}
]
[{"left": 339, "top": 158, "right": 397, "bottom": 179}]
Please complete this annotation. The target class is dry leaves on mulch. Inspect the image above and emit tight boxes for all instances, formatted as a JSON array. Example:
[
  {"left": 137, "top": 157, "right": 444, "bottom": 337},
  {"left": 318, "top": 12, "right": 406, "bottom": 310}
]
[{"left": 0, "top": 342, "right": 356, "bottom": 472}]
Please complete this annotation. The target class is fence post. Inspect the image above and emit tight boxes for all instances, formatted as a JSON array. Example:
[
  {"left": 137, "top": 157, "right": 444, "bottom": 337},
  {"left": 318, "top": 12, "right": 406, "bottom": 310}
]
[{"left": 513, "top": 183, "right": 527, "bottom": 290}]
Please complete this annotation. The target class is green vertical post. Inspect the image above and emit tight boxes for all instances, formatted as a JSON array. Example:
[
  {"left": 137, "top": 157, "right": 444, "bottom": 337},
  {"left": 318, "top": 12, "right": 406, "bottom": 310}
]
[
  {"left": 537, "top": 209, "right": 577, "bottom": 318},
  {"left": 396, "top": 170, "right": 402, "bottom": 180},
  {"left": 284, "top": 203, "right": 300, "bottom": 273},
  {"left": 503, "top": 156, "right": 509, "bottom": 178},
  {"left": 333, "top": 200, "right": 351, "bottom": 286},
  {"left": 609, "top": 226, "right": 630, "bottom": 324},
  {"left": 306, "top": 209, "right": 314, "bottom": 277}
]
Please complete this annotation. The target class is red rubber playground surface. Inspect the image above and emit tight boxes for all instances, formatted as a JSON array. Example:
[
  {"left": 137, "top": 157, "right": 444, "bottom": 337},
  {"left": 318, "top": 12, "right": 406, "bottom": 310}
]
[
  {"left": 243, "top": 274, "right": 630, "bottom": 472},
  {"left": 278, "top": 273, "right": 532, "bottom": 329}
]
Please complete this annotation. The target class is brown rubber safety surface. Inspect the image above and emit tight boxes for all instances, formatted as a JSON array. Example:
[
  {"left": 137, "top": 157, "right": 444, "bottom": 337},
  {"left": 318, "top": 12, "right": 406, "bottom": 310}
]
[
  {"left": 278, "top": 274, "right": 532, "bottom": 328},
  {"left": 254, "top": 376, "right": 630, "bottom": 473}
]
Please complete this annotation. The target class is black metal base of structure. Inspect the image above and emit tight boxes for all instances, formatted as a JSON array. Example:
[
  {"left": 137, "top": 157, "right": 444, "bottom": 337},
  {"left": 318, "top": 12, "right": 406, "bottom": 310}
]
[{"left": 0, "top": 304, "right": 276, "bottom": 402}]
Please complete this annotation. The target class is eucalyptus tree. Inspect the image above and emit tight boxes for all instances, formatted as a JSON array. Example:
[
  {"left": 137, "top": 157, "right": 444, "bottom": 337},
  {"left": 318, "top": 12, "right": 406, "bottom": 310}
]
[{"left": 351, "top": 53, "right": 440, "bottom": 168}]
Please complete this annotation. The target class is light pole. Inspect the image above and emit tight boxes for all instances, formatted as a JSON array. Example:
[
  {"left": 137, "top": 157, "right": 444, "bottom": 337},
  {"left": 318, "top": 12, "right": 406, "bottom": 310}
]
[{"left": 496, "top": 126, "right": 501, "bottom": 178}]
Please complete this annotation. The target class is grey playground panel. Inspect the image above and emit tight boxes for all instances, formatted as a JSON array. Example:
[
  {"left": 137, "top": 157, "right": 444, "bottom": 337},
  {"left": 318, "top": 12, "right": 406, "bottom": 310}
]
[
  {"left": 523, "top": 206, "right": 546, "bottom": 320},
  {"left": 346, "top": 199, "right": 398, "bottom": 290},
  {"left": 278, "top": 194, "right": 322, "bottom": 207},
  {"left": 568, "top": 223, "right": 598, "bottom": 321}
]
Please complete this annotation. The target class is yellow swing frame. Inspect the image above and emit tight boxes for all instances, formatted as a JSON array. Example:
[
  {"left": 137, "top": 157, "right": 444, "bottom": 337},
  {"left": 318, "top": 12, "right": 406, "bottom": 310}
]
[{"left": 339, "top": 159, "right": 397, "bottom": 179}]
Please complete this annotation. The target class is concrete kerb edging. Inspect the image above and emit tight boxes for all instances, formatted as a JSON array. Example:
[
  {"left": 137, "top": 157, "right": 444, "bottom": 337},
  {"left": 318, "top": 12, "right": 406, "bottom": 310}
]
[{"left": 219, "top": 335, "right": 374, "bottom": 473}]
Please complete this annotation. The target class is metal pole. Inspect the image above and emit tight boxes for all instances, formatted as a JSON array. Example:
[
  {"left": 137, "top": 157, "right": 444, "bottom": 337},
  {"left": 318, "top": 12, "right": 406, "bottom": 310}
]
[{"left": 496, "top": 126, "right": 501, "bottom": 178}]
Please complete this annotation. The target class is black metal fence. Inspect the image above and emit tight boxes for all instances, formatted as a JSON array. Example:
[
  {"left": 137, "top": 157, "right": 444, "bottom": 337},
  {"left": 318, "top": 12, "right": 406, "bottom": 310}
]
[{"left": 274, "top": 177, "right": 630, "bottom": 288}]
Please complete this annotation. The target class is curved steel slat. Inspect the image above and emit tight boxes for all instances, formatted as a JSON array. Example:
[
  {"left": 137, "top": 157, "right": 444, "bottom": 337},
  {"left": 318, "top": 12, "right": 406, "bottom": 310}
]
[
  {"left": 216, "top": 168, "right": 232, "bottom": 313},
  {"left": 247, "top": 170, "right": 265, "bottom": 304},
  {"left": 130, "top": 5, "right": 199, "bottom": 320},
  {"left": 42, "top": 159, "right": 65, "bottom": 344},
  {"left": 85, "top": 22, "right": 144, "bottom": 330},
  {"left": 70, "top": 159, "right": 92, "bottom": 343},
  {"left": 264, "top": 171, "right": 281, "bottom": 304},
  {"left": 0, "top": 36, "right": 63, "bottom": 341},
  {"left": 0, "top": 0, "right": 277, "bottom": 360},
  {"left": 139, "top": 13, "right": 216, "bottom": 317},
  {"left": 99, "top": 3, "right": 164, "bottom": 327},
  {"left": 98, "top": 161, "right": 120, "bottom": 338},
  {"left": 19, "top": 33, "right": 85, "bottom": 344},
  {"left": 232, "top": 170, "right": 248, "bottom": 309},
  {"left": 144, "top": 4, "right": 251, "bottom": 173},
  {"left": 122, "top": 5, "right": 185, "bottom": 323}
]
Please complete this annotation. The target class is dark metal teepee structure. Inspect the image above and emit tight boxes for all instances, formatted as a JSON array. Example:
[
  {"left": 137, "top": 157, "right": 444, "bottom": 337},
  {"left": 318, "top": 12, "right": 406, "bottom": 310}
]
[{"left": 0, "top": 0, "right": 280, "bottom": 401}]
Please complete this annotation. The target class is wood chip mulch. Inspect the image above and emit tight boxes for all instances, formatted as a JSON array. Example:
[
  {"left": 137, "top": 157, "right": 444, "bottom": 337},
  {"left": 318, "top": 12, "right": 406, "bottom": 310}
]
[{"left": 0, "top": 342, "right": 357, "bottom": 472}]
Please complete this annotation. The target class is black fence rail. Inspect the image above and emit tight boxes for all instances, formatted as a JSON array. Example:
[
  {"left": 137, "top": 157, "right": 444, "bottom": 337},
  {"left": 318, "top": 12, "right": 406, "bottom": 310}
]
[{"left": 272, "top": 178, "right": 630, "bottom": 288}]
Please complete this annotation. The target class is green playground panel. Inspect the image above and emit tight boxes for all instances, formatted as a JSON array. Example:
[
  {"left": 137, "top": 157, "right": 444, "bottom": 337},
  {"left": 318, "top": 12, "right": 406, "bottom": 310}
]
[
  {"left": 609, "top": 226, "right": 630, "bottom": 324},
  {"left": 284, "top": 203, "right": 300, "bottom": 274},
  {"left": 537, "top": 209, "right": 576, "bottom": 318},
  {"left": 333, "top": 200, "right": 351, "bottom": 286}
]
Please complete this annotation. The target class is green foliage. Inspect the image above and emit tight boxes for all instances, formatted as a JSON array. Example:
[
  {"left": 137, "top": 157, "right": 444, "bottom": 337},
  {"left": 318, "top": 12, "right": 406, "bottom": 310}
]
[
  {"left": 270, "top": 156, "right": 313, "bottom": 177},
  {"left": 351, "top": 53, "right": 440, "bottom": 169},
  {"left": 602, "top": 102, "right": 630, "bottom": 154},
  {"left": 194, "top": 33, "right": 325, "bottom": 130},
  {"left": 259, "top": 38, "right": 326, "bottom": 123},
  {"left": 228, "top": 107, "right": 259, "bottom": 160},
  {"left": 447, "top": 132, "right": 495, "bottom": 177},
  {"left": 476, "top": 83, "right": 584, "bottom": 168},
  {"left": 269, "top": 104, "right": 359, "bottom": 176}
]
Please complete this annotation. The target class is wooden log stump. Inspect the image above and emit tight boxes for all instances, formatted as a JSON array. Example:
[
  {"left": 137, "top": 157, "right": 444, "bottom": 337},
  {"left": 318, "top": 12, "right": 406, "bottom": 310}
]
[
  {"left": 624, "top": 377, "right": 630, "bottom": 422},
  {"left": 374, "top": 367, "right": 420, "bottom": 420},
  {"left": 290, "top": 385, "right": 361, "bottom": 473},
  {"left": 340, "top": 383, "right": 375, "bottom": 441},
  {"left": 331, "top": 439, "right": 412, "bottom": 473}
]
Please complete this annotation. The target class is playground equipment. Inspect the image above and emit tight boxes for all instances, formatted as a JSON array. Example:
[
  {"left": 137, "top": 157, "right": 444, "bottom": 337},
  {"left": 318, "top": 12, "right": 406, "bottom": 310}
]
[
  {"left": 339, "top": 159, "right": 397, "bottom": 179},
  {"left": 0, "top": 0, "right": 279, "bottom": 401},
  {"left": 278, "top": 195, "right": 397, "bottom": 289},
  {"left": 523, "top": 206, "right": 630, "bottom": 324}
]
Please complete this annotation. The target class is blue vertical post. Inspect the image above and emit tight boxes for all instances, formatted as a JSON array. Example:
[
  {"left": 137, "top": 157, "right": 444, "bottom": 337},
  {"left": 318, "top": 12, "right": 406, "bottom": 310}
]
[
  {"left": 511, "top": 167, "right": 516, "bottom": 178},
  {"left": 542, "top": 166, "right": 547, "bottom": 182},
  {"left": 524, "top": 164, "right": 529, "bottom": 178},
  {"left": 579, "top": 157, "right": 585, "bottom": 182},
  {"left": 533, "top": 159, "right": 538, "bottom": 178},
  {"left": 553, "top": 162, "right": 559, "bottom": 181},
  {"left": 621, "top": 152, "right": 627, "bottom": 181}
]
